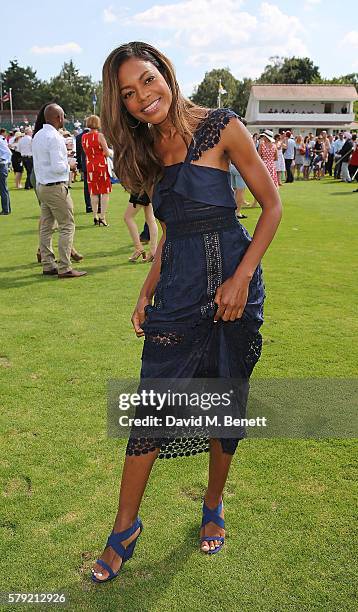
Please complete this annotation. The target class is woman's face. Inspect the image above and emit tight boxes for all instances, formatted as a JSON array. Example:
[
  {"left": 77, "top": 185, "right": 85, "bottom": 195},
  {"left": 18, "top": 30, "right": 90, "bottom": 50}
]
[{"left": 118, "top": 57, "right": 172, "bottom": 125}]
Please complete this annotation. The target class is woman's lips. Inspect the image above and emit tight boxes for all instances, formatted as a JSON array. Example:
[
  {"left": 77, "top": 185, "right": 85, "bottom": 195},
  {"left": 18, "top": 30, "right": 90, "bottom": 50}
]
[{"left": 142, "top": 98, "right": 161, "bottom": 114}]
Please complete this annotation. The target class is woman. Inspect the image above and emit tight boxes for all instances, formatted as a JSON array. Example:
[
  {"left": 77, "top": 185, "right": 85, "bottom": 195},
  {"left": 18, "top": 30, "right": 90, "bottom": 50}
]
[
  {"left": 124, "top": 191, "right": 158, "bottom": 262},
  {"left": 294, "top": 135, "right": 305, "bottom": 180},
  {"left": 82, "top": 115, "right": 111, "bottom": 226},
  {"left": 258, "top": 130, "right": 278, "bottom": 188},
  {"left": 9, "top": 132, "right": 24, "bottom": 189},
  {"left": 274, "top": 133, "right": 285, "bottom": 186},
  {"left": 91, "top": 42, "right": 282, "bottom": 583},
  {"left": 302, "top": 136, "right": 311, "bottom": 181}
]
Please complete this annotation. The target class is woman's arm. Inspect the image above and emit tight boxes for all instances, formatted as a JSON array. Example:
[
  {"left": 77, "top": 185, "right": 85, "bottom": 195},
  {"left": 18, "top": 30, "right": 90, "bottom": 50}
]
[
  {"left": 131, "top": 221, "right": 166, "bottom": 336},
  {"left": 215, "top": 119, "right": 282, "bottom": 321},
  {"left": 98, "top": 132, "right": 111, "bottom": 157}
]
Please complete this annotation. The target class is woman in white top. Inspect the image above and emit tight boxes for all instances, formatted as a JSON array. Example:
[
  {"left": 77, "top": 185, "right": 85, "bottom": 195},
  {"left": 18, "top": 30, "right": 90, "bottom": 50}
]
[
  {"left": 9, "top": 132, "right": 24, "bottom": 189},
  {"left": 274, "top": 133, "right": 285, "bottom": 186}
]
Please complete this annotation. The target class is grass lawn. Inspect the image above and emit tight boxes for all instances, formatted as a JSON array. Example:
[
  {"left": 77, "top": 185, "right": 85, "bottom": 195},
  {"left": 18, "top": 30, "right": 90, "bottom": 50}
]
[{"left": 0, "top": 174, "right": 357, "bottom": 612}]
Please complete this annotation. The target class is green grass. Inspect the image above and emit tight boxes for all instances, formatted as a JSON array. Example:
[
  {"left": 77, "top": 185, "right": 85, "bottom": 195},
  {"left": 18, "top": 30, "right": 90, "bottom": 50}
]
[{"left": 0, "top": 175, "right": 357, "bottom": 612}]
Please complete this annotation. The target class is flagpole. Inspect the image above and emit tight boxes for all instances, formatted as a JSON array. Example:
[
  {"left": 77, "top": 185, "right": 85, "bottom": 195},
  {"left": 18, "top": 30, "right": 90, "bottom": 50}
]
[{"left": 9, "top": 88, "right": 13, "bottom": 125}]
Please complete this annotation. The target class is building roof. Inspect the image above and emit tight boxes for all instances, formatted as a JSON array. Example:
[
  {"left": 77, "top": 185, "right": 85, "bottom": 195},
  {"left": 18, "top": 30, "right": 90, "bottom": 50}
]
[{"left": 251, "top": 84, "right": 358, "bottom": 101}]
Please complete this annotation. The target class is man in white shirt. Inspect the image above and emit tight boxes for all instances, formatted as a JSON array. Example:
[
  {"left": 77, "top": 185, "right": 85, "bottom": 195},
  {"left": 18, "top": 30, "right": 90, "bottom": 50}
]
[
  {"left": 18, "top": 126, "right": 34, "bottom": 189},
  {"left": 32, "top": 104, "right": 86, "bottom": 278},
  {"left": 283, "top": 131, "right": 295, "bottom": 183}
]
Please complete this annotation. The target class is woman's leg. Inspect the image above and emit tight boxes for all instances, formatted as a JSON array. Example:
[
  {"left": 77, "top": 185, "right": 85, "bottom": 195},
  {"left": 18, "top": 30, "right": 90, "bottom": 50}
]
[
  {"left": 98, "top": 194, "right": 109, "bottom": 221},
  {"left": 91, "top": 195, "right": 99, "bottom": 220},
  {"left": 92, "top": 448, "right": 159, "bottom": 581},
  {"left": 15, "top": 172, "right": 22, "bottom": 189},
  {"left": 200, "top": 439, "right": 233, "bottom": 552},
  {"left": 143, "top": 204, "right": 158, "bottom": 256},
  {"left": 124, "top": 203, "right": 143, "bottom": 252}
]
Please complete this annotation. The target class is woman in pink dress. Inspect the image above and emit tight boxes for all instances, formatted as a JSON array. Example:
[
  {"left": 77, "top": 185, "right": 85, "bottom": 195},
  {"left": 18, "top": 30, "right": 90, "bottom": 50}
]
[{"left": 258, "top": 130, "right": 279, "bottom": 188}]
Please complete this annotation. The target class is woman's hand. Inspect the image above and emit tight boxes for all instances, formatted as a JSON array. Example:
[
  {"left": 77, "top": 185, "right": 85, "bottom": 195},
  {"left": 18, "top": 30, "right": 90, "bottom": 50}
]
[
  {"left": 214, "top": 274, "right": 250, "bottom": 322},
  {"left": 131, "top": 296, "right": 151, "bottom": 337}
]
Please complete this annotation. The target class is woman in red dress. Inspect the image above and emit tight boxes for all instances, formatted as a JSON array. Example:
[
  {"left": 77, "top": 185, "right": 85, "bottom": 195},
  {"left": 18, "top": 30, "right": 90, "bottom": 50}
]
[{"left": 82, "top": 115, "right": 112, "bottom": 226}]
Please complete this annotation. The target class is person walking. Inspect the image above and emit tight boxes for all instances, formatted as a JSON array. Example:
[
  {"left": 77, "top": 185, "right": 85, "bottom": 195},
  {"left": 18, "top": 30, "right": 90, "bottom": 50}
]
[
  {"left": 283, "top": 130, "right": 295, "bottom": 183},
  {"left": 90, "top": 41, "right": 282, "bottom": 583},
  {"left": 333, "top": 132, "right": 345, "bottom": 178},
  {"left": 0, "top": 137, "right": 11, "bottom": 215},
  {"left": 274, "top": 133, "right": 285, "bottom": 186},
  {"left": 294, "top": 135, "right": 305, "bottom": 180},
  {"left": 124, "top": 191, "right": 158, "bottom": 262},
  {"left": 75, "top": 127, "right": 92, "bottom": 212},
  {"left": 32, "top": 103, "right": 87, "bottom": 278},
  {"left": 82, "top": 115, "right": 111, "bottom": 226},
  {"left": 9, "top": 132, "right": 24, "bottom": 188},
  {"left": 339, "top": 132, "right": 354, "bottom": 183},
  {"left": 18, "top": 126, "right": 34, "bottom": 189}
]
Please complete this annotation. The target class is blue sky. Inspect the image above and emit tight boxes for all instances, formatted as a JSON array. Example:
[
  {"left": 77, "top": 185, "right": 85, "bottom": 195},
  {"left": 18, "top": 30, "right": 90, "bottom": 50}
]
[{"left": 1, "top": 0, "right": 357, "bottom": 96}]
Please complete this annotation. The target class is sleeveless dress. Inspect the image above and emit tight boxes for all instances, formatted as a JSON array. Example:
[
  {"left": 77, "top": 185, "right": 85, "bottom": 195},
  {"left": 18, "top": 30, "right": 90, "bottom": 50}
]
[
  {"left": 82, "top": 130, "right": 111, "bottom": 195},
  {"left": 260, "top": 140, "right": 279, "bottom": 187},
  {"left": 126, "top": 109, "right": 266, "bottom": 460}
]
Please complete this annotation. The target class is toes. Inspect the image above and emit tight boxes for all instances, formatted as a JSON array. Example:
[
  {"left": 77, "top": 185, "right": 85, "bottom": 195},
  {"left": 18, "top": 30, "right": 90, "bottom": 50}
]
[
  {"left": 91, "top": 565, "right": 108, "bottom": 581},
  {"left": 209, "top": 540, "right": 215, "bottom": 551},
  {"left": 201, "top": 541, "right": 210, "bottom": 552}
]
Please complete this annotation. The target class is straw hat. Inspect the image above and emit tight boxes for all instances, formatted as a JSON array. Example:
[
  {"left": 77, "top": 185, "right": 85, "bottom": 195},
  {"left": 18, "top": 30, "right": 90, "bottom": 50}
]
[{"left": 259, "top": 129, "right": 275, "bottom": 143}]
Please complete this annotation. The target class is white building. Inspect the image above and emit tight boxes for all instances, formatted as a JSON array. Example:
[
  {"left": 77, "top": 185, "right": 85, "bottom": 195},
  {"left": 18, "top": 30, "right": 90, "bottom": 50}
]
[{"left": 245, "top": 84, "right": 358, "bottom": 135}]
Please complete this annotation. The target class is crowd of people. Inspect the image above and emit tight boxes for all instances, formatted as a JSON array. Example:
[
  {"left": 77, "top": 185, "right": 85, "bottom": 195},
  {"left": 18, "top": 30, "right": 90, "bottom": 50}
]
[
  {"left": 0, "top": 113, "right": 158, "bottom": 273},
  {"left": 1, "top": 117, "right": 357, "bottom": 271}
]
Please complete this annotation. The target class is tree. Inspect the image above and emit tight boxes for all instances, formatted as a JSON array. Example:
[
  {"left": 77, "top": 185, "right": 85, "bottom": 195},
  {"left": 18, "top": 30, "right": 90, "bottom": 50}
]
[
  {"left": 258, "top": 56, "right": 321, "bottom": 84},
  {"left": 46, "top": 60, "right": 95, "bottom": 119},
  {"left": 232, "top": 78, "right": 253, "bottom": 117},
  {"left": 191, "top": 68, "right": 239, "bottom": 111},
  {"left": 2, "top": 60, "right": 44, "bottom": 109}
]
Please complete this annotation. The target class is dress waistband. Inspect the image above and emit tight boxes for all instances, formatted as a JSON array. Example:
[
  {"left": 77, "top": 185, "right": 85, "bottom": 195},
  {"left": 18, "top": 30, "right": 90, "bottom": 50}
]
[{"left": 166, "top": 211, "right": 238, "bottom": 239}]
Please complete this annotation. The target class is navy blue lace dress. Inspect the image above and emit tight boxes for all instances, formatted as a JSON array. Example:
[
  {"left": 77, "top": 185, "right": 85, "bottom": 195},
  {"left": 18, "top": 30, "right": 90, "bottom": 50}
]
[{"left": 126, "top": 109, "right": 265, "bottom": 459}]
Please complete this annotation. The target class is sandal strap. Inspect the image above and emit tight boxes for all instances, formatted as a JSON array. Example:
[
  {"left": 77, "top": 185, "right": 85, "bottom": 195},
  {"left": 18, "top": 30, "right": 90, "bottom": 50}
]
[
  {"left": 95, "top": 558, "right": 117, "bottom": 578},
  {"left": 201, "top": 501, "right": 225, "bottom": 529},
  {"left": 200, "top": 536, "right": 225, "bottom": 543},
  {"left": 106, "top": 517, "right": 141, "bottom": 557}
]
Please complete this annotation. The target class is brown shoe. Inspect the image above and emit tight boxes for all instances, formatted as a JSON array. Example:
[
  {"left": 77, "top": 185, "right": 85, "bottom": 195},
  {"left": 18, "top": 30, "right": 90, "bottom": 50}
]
[
  {"left": 43, "top": 268, "right": 58, "bottom": 276},
  {"left": 58, "top": 269, "right": 87, "bottom": 278},
  {"left": 71, "top": 251, "right": 84, "bottom": 262},
  {"left": 37, "top": 249, "right": 42, "bottom": 263}
]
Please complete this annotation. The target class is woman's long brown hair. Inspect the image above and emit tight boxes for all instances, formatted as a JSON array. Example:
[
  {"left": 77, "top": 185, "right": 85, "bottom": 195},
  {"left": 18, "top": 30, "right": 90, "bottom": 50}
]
[{"left": 101, "top": 41, "right": 208, "bottom": 194}]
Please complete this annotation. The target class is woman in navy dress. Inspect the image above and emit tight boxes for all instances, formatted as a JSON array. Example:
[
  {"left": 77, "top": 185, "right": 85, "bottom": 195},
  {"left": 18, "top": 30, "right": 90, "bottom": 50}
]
[{"left": 91, "top": 42, "right": 282, "bottom": 583}]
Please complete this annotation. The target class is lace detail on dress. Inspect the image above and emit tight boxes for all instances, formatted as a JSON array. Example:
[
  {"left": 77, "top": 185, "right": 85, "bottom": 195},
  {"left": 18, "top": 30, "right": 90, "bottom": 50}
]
[
  {"left": 190, "top": 108, "right": 239, "bottom": 162},
  {"left": 200, "top": 232, "right": 223, "bottom": 318}
]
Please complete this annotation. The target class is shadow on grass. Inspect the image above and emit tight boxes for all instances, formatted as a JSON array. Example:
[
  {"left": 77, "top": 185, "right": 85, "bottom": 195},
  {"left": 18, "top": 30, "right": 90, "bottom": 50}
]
[
  {"left": 72, "top": 523, "right": 199, "bottom": 611},
  {"left": 330, "top": 191, "right": 358, "bottom": 196}
]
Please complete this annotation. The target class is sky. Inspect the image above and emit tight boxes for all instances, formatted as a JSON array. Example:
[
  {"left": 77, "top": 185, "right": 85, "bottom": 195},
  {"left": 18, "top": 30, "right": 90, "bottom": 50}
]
[{"left": 1, "top": 0, "right": 357, "bottom": 97}]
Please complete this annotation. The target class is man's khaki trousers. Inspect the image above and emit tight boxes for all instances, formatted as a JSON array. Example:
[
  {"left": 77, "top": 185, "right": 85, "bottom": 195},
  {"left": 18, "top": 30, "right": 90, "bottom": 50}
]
[{"left": 38, "top": 183, "right": 75, "bottom": 274}]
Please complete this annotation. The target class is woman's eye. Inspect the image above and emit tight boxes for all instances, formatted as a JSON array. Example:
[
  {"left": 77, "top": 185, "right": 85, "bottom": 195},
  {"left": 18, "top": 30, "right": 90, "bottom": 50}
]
[
  {"left": 123, "top": 91, "right": 133, "bottom": 100},
  {"left": 145, "top": 76, "right": 154, "bottom": 84}
]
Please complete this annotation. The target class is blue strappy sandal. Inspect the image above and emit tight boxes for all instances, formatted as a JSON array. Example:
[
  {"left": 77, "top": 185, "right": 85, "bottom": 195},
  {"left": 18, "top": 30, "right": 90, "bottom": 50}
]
[
  {"left": 200, "top": 499, "right": 225, "bottom": 555},
  {"left": 91, "top": 516, "right": 143, "bottom": 583}
]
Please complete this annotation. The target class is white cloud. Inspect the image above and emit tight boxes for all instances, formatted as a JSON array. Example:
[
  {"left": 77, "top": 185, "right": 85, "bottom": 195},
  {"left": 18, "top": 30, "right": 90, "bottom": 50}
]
[
  {"left": 103, "top": 5, "right": 130, "bottom": 23},
  {"left": 103, "top": 6, "right": 118, "bottom": 23},
  {"left": 31, "top": 42, "right": 82, "bottom": 55},
  {"left": 125, "top": 1, "right": 308, "bottom": 80},
  {"left": 303, "top": 0, "right": 321, "bottom": 9},
  {"left": 341, "top": 30, "right": 358, "bottom": 48}
]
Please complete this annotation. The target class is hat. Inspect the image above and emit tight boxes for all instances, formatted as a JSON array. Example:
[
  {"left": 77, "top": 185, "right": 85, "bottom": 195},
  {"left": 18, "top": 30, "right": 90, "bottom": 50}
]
[
  {"left": 14, "top": 131, "right": 22, "bottom": 139},
  {"left": 259, "top": 129, "right": 275, "bottom": 143},
  {"left": 343, "top": 131, "right": 351, "bottom": 139}
]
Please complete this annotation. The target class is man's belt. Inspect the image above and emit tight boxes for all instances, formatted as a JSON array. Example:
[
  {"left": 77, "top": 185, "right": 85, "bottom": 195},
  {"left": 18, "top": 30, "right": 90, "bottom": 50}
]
[{"left": 41, "top": 181, "right": 66, "bottom": 186}]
